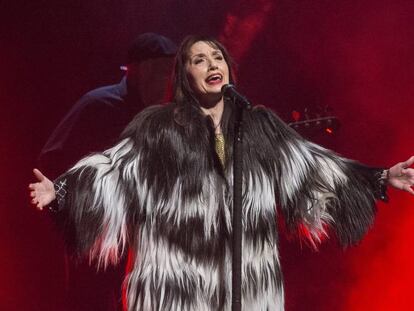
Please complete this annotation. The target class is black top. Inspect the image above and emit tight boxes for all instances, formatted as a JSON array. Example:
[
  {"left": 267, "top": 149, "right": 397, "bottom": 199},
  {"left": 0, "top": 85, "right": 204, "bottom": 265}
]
[{"left": 39, "top": 77, "right": 141, "bottom": 178}]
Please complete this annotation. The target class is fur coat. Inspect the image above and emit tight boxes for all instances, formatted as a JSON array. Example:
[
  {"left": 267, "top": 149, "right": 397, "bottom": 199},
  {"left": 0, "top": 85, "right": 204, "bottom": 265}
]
[{"left": 54, "top": 101, "right": 384, "bottom": 311}]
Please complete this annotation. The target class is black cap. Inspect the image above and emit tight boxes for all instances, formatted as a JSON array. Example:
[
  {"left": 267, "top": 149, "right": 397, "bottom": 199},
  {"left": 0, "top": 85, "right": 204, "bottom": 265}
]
[{"left": 126, "top": 33, "right": 177, "bottom": 64}]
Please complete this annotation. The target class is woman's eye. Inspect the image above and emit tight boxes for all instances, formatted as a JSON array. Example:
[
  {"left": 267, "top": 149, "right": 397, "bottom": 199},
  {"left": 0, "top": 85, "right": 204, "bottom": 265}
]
[
  {"left": 194, "top": 59, "right": 204, "bottom": 64},
  {"left": 215, "top": 56, "right": 223, "bottom": 61}
]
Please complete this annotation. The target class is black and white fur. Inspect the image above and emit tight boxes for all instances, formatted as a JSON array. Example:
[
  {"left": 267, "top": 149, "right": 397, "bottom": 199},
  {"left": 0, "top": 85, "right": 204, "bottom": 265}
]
[{"left": 55, "top": 101, "right": 381, "bottom": 310}]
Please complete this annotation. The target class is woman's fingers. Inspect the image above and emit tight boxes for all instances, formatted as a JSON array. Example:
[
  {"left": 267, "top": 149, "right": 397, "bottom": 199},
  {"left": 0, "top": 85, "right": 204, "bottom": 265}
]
[
  {"left": 403, "top": 184, "right": 414, "bottom": 195},
  {"left": 29, "top": 169, "right": 51, "bottom": 211},
  {"left": 32, "top": 197, "right": 44, "bottom": 210},
  {"left": 403, "top": 156, "right": 414, "bottom": 169},
  {"left": 33, "top": 168, "right": 46, "bottom": 182},
  {"left": 402, "top": 167, "right": 414, "bottom": 175}
]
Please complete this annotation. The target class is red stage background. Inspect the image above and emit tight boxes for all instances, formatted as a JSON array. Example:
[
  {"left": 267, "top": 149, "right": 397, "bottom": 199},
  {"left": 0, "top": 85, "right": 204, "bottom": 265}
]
[{"left": 1, "top": 1, "right": 413, "bottom": 310}]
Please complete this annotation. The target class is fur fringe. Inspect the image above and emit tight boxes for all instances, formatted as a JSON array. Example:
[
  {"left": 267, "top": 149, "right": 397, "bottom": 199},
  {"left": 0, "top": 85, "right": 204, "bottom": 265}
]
[{"left": 55, "top": 102, "right": 381, "bottom": 310}]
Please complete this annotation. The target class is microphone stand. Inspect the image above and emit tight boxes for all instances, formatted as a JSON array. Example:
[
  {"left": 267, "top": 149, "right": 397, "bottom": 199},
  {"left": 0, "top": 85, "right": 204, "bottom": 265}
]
[{"left": 231, "top": 98, "right": 249, "bottom": 311}]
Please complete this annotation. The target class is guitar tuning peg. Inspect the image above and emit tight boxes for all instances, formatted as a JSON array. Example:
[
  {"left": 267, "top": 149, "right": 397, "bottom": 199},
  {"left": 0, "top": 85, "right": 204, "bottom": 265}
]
[{"left": 304, "top": 108, "right": 310, "bottom": 120}]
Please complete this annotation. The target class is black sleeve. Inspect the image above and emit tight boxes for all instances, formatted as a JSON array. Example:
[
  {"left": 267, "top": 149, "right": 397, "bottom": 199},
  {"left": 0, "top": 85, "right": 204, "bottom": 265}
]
[{"left": 252, "top": 107, "right": 387, "bottom": 247}]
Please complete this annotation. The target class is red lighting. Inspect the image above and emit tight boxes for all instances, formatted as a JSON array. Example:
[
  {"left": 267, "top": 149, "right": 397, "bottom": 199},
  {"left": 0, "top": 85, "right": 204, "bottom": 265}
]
[
  {"left": 292, "top": 110, "right": 301, "bottom": 122},
  {"left": 219, "top": 1, "right": 274, "bottom": 62}
]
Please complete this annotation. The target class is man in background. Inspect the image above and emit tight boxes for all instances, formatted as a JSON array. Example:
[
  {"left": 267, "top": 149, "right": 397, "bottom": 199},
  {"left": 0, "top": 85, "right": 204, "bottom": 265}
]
[{"left": 38, "top": 33, "right": 177, "bottom": 311}]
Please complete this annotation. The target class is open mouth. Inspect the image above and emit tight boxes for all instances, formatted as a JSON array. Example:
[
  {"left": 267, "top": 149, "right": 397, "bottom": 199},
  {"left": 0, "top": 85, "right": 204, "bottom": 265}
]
[{"left": 206, "top": 74, "right": 223, "bottom": 83}]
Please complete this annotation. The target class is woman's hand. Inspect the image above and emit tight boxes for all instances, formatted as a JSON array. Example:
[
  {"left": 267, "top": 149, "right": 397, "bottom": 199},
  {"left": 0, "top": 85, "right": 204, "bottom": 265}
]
[
  {"left": 387, "top": 156, "right": 414, "bottom": 195},
  {"left": 28, "top": 168, "right": 56, "bottom": 210}
]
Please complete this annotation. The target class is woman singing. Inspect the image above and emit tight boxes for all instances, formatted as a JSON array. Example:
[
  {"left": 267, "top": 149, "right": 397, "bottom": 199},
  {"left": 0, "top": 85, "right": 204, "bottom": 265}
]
[{"left": 29, "top": 35, "right": 414, "bottom": 311}]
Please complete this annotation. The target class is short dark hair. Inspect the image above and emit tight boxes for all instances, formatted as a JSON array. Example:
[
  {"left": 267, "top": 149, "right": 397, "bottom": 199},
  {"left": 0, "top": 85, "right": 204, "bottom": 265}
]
[{"left": 172, "top": 35, "right": 235, "bottom": 106}]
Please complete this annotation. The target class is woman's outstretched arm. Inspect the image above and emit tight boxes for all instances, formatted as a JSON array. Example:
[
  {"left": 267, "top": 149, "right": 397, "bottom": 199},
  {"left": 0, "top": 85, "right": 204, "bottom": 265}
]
[
  {"left": 250, "top": 106, "right": 414, "bottom": 247},
  {"left": 29, "top": 138, "right": 139, "bottom": 268}
]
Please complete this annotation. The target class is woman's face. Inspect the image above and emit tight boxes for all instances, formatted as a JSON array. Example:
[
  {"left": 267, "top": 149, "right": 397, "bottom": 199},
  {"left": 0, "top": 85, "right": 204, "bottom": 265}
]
[{"left": 185, "top": 41, "right": 230, "bottom": 104}]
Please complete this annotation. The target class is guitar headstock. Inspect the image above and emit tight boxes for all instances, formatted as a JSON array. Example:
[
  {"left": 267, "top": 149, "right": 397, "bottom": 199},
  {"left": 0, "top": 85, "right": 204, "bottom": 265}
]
[{"left": 288, "top": 106, "right": 340, "bottom": 136}]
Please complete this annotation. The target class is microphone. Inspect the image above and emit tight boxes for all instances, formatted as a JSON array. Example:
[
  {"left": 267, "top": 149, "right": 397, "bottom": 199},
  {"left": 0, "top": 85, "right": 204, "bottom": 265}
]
[{"left": 221, "top": 84, "right": 252, "bottom": 110}]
